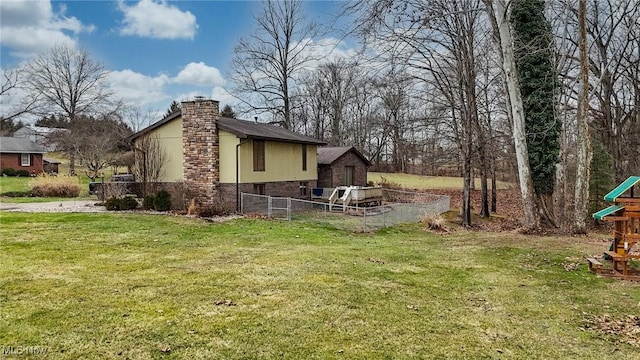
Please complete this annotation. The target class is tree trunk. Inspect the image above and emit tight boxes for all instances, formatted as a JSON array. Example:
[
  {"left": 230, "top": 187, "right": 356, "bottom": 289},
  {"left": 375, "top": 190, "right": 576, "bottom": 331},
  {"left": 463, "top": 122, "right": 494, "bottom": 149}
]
[
  {"left": 487, "top": 0, "right": 539, "bottom": 230},
  {"left": 491, "top": 161, "right": 497, "bottom": 213},
  {"left": 574, "top": 0, "right": 592, "bottom": 234},
  {"left": 462, "top": 153, "right": 473, "bottom": 227}
]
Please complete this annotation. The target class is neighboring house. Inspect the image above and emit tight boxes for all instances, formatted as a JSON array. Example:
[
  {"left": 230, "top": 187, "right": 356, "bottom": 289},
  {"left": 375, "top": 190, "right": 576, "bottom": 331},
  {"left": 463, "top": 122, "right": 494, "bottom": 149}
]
[
  {"left": 128, "top": 99, "right": 326, "bottom": 209},
  {"left": 14, "top": 125, "right": 62, "bottom": 151},
  {"left": 0, "top": 137, "right": 46, "bottom": 174},
  {"left": 43, "top": 158, "right": 61, "bottom": 174},
  {"left": 317, "top": 146, "right": 372, "bottom": 188}
]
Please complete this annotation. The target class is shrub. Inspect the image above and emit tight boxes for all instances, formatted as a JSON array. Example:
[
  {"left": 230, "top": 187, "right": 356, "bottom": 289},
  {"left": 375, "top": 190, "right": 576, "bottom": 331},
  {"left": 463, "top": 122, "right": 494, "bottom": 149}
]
[
  {"left": 142, "top": 195, "right": 155, "bottom": 210},
  {"left": 29, "top": 174, "right": 81, "bottom": 197},
  {"left": 16, "top": 170, "right": 31, "bottom": 177},
  {"left": 105, "top": 196, "right": 138, "bottom": 211},
  {"left": 153, "top": 190, "right": 171, "bottom": 211},
  {"left": 377, "top": 176, "right": 402, "bottom": 190},
  {"left": 1, "top": 191, "right": 33, "bottom": 197},
  {"left": 197, "top": 199, "right": 235, "bottom": 217},
  {"left": 101, "top": 182, "right": 129, "bottom": 200},
  {"left": 2, "top": 168, "right": 17, "bottom": 176}
]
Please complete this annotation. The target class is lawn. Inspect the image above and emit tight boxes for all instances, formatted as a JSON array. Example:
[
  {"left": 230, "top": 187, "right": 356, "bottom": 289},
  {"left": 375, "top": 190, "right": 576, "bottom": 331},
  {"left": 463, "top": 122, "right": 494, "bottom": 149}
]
[
  {"left": 0, "top": 175, "right": 92, "bottom": 203},
  {"left": 1, "top": 213, "right": 638, "bottom": 359},
  {"left": 368, "top": 172, "right": 512, "bottom": 190}
]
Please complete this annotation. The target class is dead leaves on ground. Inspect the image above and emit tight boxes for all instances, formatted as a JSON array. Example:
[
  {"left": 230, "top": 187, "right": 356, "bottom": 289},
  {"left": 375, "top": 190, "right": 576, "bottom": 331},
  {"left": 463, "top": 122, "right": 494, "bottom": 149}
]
[{"left": 583, "top": 314, "right": 640, "bottom": 347}]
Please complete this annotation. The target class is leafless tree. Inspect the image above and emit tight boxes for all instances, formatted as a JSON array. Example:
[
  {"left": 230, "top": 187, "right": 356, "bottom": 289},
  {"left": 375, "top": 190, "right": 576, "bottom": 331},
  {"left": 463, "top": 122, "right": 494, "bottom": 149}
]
[
  {"left": 551, "top": 0, "right": 639, "bottom": 228},
  {"left": 23, "top": 44, "right": 113, "bottom": 174},
  {"left": 132, "top": 134, "right": 166, "bottom": 191},
  {"left": 485, "top": 0, "right": 539, "bottom": 229},
  {"left": 0, "top": 67, "right": 39, "bottom": 121},
  {"left": 122, "top": 105, "right": 161, "bottom": 133},
  {"left": 573, "top": 0, "right": 592, "bottom": 233},
  {"left": 229, "top": 0, "right": 318, "bottom": 129},
  {"left": 50, "top": 115, "right": 131, "bottom": 180}
]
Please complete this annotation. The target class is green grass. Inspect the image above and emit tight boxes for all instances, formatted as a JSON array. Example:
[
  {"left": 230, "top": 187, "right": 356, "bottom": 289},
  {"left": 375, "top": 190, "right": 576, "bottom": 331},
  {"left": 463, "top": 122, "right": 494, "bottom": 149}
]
[
  {"left": 0, "top": 176, "right": 92, "bottom": 203},
  {"left": 368, "top": 172, "right": 512, "bottom": 190},
  {"left": 1, "top": 213, "right": 638, "bottom": 359}
]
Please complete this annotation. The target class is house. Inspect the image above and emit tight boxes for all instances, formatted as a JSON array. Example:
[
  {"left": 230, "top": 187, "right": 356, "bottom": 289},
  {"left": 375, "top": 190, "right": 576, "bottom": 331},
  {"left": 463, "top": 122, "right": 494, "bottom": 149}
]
[
  {"left": 317, "top": 146, "right": 371, "bottom": 188},
  {"left": 14, "top": 125, "right": 62, "bottom": 151},
  {"left": 0, "top": 137, "right": 46, "bottom": 174},
  {"left": 128, "top": 99, "right": 326, "bottom": 209}
]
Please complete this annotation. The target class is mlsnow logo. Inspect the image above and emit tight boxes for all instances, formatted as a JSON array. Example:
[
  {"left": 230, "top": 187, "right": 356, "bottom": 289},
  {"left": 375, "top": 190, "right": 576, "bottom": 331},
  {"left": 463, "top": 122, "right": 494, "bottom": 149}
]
[{"left": 2, "top": 345, "right": 48, "bottom": 355}]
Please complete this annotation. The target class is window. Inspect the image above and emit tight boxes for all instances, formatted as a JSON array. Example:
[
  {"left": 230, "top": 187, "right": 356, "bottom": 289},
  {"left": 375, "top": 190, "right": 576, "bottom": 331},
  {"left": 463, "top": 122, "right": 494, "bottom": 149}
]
[
  {"left": 253, "top": 183, "right": 265, "bottom": 195},
  {"left": 344, "top": 166, "right": 355, "bottom": 186},
  {"left": 301, "top": 144, "right": 307, "bottom": 171},
  {"left": 253, "top": 140, "right": 265, "bottom": 171},
  {"left": 299, "top": 181, "right": 308, "bottom": 196},
  {"left": 20, "top": 153, "right": 30, "bottom": 167}
]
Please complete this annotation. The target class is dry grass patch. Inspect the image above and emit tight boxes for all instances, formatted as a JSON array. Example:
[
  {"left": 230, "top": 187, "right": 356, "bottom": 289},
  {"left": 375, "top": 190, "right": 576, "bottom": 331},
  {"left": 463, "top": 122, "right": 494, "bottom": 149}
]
[{"left": 29, "top": 174, "right": 81, "bottom": 197}]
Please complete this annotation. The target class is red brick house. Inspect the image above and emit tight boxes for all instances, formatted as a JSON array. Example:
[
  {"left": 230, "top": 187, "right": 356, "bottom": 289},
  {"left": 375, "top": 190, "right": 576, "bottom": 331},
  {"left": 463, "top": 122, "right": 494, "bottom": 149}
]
[
  {"left": 0, "top": 137, "right": 46, "bottom": 174},
  {"left": 317, "top": 146, "right": 371, "bottom": 188}
]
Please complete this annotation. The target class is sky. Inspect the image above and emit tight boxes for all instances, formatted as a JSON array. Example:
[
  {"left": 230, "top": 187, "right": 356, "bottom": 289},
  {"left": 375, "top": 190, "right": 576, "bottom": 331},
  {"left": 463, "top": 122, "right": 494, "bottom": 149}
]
[{"left": 0, "top": 0, "right": 356, "bottom": 125}]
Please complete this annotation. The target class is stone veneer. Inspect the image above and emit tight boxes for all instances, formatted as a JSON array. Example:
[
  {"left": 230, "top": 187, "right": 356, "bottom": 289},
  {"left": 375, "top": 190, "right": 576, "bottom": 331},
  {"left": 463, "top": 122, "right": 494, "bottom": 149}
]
[{"left": 181, "top": 99, "right": 220, "bottom": 207}]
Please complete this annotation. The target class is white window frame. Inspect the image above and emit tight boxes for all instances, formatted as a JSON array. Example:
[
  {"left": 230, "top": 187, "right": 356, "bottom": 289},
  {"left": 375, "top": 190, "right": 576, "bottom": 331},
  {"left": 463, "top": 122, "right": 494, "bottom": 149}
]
[{"left": 20, "top": 153, "right": 31, "bottom": 167}]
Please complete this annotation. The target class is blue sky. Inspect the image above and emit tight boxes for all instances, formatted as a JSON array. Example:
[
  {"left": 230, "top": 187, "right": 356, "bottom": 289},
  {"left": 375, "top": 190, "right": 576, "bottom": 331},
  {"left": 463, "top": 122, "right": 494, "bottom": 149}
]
[{"left": 0, "top": 0, "right": 355, "bottom": 124}]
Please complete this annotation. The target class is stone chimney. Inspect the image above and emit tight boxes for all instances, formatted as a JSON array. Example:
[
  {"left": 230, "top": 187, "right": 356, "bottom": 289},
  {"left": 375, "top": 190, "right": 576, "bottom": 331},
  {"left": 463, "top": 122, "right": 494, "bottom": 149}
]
[{"left": 181, "top": 98, "right": 220, "bottom": 207}]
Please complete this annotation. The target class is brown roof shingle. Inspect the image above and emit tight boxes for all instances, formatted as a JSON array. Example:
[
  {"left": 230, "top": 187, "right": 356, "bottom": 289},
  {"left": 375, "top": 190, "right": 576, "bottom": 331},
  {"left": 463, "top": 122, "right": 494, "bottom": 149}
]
[
  {"left": 317, "top": 146, "right": 371, "bottom": 166},
  {"left": 129, "top": 112, "right": 326, "bottom": 145}
]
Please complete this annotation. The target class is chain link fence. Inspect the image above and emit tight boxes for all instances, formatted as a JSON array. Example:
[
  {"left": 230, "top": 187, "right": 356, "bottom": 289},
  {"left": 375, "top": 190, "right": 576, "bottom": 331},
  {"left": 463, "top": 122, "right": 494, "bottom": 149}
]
[{"left": 241, "top": 189, "right": 450, "bottom": 232}]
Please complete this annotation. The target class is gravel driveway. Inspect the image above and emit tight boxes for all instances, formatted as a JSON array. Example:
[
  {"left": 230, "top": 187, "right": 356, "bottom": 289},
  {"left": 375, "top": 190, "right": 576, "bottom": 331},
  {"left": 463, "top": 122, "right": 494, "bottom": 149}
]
[{"left": 0, "top": 200, "right": 107, "bottom": 213}]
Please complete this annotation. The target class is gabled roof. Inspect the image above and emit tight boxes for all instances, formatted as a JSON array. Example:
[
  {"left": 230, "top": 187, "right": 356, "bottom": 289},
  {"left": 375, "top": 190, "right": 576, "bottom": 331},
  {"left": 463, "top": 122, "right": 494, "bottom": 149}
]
[
  {"left": 317, "top": 146, "right": 371, "bottom": 166},
  {"left": 128, "top": 111, "right": 181, "bottom": 142},
  {"left": 0, "top": 137, "right": 46, "bottom": 154},
  {"left": 128, "top": 111, "right": 326, "bottom": 145},
  {"left": 217, "top": 117, "right": 326, "bottom": 145},
  {"left": 43, "top": 157, "right": 61, "bottom": 164}
]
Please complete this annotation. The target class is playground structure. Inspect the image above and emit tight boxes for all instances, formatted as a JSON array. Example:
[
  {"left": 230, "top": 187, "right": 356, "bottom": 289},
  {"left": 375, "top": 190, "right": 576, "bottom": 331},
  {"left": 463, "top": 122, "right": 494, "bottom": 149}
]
[{"left": 589, "top": 176, "right": 640, "bottom": 280}]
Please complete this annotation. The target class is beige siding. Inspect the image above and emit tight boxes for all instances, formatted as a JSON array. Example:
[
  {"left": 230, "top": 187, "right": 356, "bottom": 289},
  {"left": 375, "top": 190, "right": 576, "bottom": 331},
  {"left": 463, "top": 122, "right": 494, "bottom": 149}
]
[
  {"left": 238, "top": 139, "right": 317, "bottom": 183},
  {"left": 134, "top": 117, "right": 183, "bottom": 182},
  {"left": 219, "top": 130, "right": 240, "bottom": 183}
]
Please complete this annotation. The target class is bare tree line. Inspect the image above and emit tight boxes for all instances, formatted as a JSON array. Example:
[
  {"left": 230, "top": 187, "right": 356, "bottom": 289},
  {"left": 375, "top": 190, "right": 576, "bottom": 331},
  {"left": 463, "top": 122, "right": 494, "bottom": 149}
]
[{"left": 230, "top": 0, "right": 639, "bottom": 230}]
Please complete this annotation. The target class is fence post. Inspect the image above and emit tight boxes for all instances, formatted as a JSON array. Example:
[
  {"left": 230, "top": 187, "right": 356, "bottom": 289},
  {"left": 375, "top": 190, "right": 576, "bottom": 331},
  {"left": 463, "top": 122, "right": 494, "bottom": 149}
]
[
  {"left": 240, "top": 193, "right": 244, "bottom": 214},
  {"left": 363, "top": 208, "right": 367, "bottom": 232},
  {"left": 383, "top": 206, "right": 386, "bottom": 228},
  {"left": 268, "top": 196, "right": 272, "bottom": 218},
  {"left": 287, "top": 197, "right": 291, "bottom": 221}
]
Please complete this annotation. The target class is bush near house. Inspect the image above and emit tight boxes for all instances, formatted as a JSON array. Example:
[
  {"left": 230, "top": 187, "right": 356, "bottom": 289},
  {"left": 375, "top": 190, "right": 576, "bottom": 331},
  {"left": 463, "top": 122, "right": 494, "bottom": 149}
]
[
  {"left": 153, "top": 190, "right": 171, "bottom": 211},
  {"left": 105, "top": 196, "right": 138, "bottom": 211},
  {"left": 142, "top": 195, "right": 155, "bottom": 210},
  {"left": 1, "top": 168, "right": 31, "bottom": 177},
  {"left": 2, "top": 168, "right": 17, "bottom": 176}
]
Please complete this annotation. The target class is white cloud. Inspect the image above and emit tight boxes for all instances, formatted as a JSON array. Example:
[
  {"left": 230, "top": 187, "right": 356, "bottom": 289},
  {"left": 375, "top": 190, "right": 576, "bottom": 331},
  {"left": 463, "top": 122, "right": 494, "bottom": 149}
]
[
  {"left": 173, "top": 62, "right": 225, "bottom": 87},
  {"left": 108, "top": 69, "right": 171, "bottom": 106},
  {"left": 0, "top": 0, "right": 94, "bottom": 59},
  {"left": 118, "top": 0, "right": 197, "bottom": 40}
]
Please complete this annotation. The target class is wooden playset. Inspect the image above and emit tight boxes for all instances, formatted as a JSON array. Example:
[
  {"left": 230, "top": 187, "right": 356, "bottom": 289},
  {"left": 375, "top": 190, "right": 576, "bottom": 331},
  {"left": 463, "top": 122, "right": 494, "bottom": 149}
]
[{"left": 589, "top": 176, "right": 640, "bottom": 280}]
